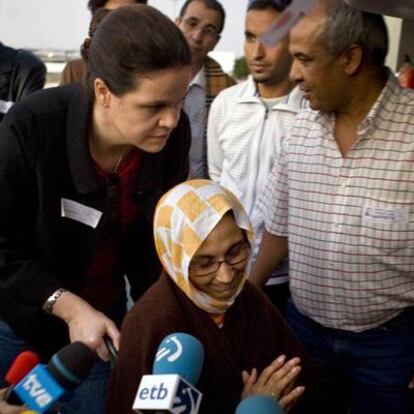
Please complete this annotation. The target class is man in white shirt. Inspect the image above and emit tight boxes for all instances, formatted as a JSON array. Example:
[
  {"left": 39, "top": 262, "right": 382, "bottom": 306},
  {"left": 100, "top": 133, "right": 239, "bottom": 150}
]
[
  {"left": 208, "top": 0, "right": 305, "bottom": 310},
  {"left": 176, "top": 0, "right": 235, "bottom": 178}
]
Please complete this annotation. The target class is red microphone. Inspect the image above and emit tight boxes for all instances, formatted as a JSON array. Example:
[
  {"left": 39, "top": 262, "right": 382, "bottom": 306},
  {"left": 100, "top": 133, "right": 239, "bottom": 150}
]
[{"left": 4, "top": 351, "right": 41, "bottom": 388}]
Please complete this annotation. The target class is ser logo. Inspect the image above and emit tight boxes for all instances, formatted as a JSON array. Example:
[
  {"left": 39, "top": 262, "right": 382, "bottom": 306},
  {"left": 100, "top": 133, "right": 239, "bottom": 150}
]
[{"left": 171, "top": 379, "right": 200, "bottom": 414}]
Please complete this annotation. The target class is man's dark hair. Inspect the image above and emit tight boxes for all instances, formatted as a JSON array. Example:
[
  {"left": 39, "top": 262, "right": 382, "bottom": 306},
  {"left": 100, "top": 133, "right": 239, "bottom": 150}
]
[
  {"left": 87, "top": 0, "right": 147, "bottom": 14},
  {"left": 247, "top": 0, "right": 291, "bottom": 13},
  {"left": 86, "top": 5, "right": 191, "bottom": 98},
  {"left": 179, "top": 0, "right": 226, "bottom": 33}
]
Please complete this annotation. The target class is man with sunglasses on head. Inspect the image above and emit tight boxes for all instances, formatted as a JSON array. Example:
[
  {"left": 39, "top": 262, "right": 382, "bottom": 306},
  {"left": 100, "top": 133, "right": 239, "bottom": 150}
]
[{"left": 175, "top": 0, "right": 235, "bottom": 179}]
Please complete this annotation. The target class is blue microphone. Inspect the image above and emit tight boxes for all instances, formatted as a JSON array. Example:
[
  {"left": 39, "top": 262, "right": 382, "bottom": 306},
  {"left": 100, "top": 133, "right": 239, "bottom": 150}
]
[
  {"left": 7, "top": 341, "right": 97, "bottom": 413},
  {"left": 236, "top": 395, "right": 285, "bottom": 414},
  {"left": 133, "top": 333, "right": 204, "bottom": 414}
]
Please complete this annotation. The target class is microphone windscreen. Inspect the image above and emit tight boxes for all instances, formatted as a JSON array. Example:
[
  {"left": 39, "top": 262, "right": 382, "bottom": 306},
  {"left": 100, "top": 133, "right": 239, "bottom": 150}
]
[
  {"left": 47, "top": 341, "right": 97, "bottom": 390},
  {"left": 236, "top": 395, "right": 285, "bottom": 414},
  {"left": 4, "top": 351, "right": 41, "bottom": 385},
  {"left": 152, "top": 333, "right": 204, "bottom": 386}
]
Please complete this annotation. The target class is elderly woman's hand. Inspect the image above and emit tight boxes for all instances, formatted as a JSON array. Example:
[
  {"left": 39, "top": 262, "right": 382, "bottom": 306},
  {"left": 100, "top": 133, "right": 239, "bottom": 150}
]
[{"left": 241, "top": 355, "right": 305, "bottom": 412}]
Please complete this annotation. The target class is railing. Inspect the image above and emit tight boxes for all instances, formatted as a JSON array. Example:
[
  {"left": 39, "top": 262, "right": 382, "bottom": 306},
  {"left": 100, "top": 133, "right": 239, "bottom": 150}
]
[{"left": 31, "top": 49, "right": 80, "bottom": 88}]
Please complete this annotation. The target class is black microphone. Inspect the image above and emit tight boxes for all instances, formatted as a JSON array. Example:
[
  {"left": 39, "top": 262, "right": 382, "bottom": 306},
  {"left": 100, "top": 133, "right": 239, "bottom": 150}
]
[{"left": 4, "top": 341, "right": 97, "bottom": 412}]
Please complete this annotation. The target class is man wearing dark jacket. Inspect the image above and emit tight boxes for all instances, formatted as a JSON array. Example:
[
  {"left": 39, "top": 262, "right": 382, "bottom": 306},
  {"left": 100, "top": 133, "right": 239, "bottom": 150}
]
[{"left": 0, "top": 42, "right": 46, "bottom": 121}]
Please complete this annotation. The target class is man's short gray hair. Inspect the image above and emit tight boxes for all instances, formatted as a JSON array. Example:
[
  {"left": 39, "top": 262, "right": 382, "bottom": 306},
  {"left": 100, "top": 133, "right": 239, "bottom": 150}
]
[{"left": 321, "top": 0, "right": 388, "bottom": 66}]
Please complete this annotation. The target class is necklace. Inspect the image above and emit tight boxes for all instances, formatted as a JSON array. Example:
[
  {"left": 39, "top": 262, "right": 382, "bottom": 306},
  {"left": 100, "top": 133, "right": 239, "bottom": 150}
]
[
  {"left": 88, "top": 127, "right": 126, "bottom": 174},
  {"left": 113, "top": 154, "right": 124, "bottom": 173}
]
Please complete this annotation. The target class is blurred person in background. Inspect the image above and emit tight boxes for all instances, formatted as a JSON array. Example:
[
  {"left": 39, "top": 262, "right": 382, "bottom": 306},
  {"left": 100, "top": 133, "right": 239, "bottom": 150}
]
[
  {"left": 0, "top": 5, "right": 191, "bottom": 413},
  {"left": 60, "top": 0, "right": 147, "bottom": 85},
  {"left": 175, "top": 0, "right": 235, "bottom": 178},
  {"left": 0, "top": 36, "right": 46, "bottom": 121}
]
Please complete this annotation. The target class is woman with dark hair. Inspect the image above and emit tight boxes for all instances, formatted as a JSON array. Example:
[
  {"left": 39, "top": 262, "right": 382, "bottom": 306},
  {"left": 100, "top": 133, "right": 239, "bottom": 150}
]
[
  {"left": 61, "top": 0, "right": 147, "bottom": 85},
  {"left": 0, "top": 5, "right": 191, "bottom": 414},
  {"left": 88, "top": 0, "right": 147, "bottom": 14},
  {"left": 108, "top": 180, "right": 330, "bottom": 414}
]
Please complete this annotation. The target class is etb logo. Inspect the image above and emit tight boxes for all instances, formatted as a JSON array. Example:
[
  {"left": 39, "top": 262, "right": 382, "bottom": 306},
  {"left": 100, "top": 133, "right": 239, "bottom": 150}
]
[
  {"left": 155, "top": 335, "right": 183, "bottom": 363},
  {"left": 133, "top": 375, "right": 202, "bottom": 414}
]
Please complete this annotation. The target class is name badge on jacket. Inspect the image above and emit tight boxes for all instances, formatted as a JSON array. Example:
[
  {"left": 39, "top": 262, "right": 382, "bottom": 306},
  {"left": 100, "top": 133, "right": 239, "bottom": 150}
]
[{"left": 61, "top": 198, "right": 102, "bottom": 228}]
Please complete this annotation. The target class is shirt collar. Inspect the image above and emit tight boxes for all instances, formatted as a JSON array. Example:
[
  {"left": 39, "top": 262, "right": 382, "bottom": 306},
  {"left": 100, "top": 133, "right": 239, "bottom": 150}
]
[
  {"left": 190, "top": 67, "right": 206, "bottom": 89},
  {"left": 358, "top": 69, "right": 398, "bottom": 133},
  {"left": 314, "top": 68, "right": 397, "bottom": 132}
]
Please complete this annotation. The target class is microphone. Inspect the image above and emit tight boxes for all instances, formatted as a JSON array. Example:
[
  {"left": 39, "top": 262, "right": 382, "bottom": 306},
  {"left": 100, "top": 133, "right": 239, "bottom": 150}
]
[
  {"left": 4, "top": 351, "right": 41, "bottom": 387},
  {"left": 236, "top": 395, "right": 285, "bottom": 414},
  {"left": 4, "top": 341, "right": 97, "bottom": 413},
  {"left": 3, "top": 351, "right": 41, "bottom": 404},
  {"left": 133, "top": 332, "right": 204, "bottom": 414}
]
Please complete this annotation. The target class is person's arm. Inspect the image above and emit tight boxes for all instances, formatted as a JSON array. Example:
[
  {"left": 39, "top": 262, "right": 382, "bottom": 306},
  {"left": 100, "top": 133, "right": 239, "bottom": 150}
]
[
  {"left": 51, "top": 291, "right": 120, "bottom": 360},
  {"left": 0, "top": 106, "right": 118, "bottom": 360},
  {"left": 207, "top": 95, "right": 224, "bottom": 182},
  {"left": 249, "top": 142, "right": 290, "bottom": 288},
  {"left": 250, "top": 231, "right": 288, "bottom": 288},
  {"left": 107, "top": 277, "right": 185, "bottom": 414}
]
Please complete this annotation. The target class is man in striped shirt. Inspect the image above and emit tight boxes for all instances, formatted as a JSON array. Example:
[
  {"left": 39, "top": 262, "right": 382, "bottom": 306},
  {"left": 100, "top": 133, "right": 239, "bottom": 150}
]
[
  {"left": 208, "top": 0, "right": 306, "bottom": 311},
  {"left": 251, "top": 0, "right": 414, "bottom": 413}
]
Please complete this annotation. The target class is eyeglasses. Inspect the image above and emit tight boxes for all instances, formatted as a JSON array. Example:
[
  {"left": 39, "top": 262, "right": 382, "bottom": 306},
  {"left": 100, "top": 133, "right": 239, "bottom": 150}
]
[
  {"left": 189, "top": 241, "right": 250, "bottom": 276},
  {"left": 181, "top": 17, "right": 219, "bottom": 38}
]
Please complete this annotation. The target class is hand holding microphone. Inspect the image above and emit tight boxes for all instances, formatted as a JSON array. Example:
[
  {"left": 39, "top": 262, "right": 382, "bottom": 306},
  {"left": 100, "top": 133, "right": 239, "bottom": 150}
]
[
  {"left": 241, "top": 355, "right": 304, "bottom": 412},
  {"left": 49, "top": 290, "right": 120, "bottom": 361},
  {"left": 133, "top": 332, "right": 204, "bottom": 414}
]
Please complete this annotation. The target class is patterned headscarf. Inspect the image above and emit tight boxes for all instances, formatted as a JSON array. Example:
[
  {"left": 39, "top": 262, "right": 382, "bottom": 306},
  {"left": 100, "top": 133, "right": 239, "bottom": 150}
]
[{"left": 153, "top": 180, "right": 254, "bottom": 314}]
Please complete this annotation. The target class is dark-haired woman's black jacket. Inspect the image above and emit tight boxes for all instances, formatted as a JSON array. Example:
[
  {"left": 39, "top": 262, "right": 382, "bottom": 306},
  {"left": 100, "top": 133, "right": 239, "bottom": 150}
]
[{"left": 0, "top": 84, "right": 191, "bottom": 357}]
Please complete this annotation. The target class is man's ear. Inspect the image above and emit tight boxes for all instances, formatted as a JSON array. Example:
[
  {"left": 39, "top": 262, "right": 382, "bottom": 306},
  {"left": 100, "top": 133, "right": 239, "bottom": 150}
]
[
  {"left": 94, "top": 78, "right": 112, "bottom": 108},
  {"left": 175, "top": 17, "right": 182, "bottom": 27},
  {"left": 342, "top": 43, "right": 363, "bottom": 76}
]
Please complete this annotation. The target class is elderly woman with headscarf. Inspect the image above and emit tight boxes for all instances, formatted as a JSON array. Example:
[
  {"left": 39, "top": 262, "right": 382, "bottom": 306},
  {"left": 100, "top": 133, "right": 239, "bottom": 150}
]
[{"left": 108, "top": 180, "right": 329, "bottom": 414}]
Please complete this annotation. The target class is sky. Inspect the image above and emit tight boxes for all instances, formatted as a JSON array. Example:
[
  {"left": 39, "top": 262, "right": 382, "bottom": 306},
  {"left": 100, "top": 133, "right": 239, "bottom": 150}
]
[{"left": 0, "top": 0, "right": 249, "bottom": 60}]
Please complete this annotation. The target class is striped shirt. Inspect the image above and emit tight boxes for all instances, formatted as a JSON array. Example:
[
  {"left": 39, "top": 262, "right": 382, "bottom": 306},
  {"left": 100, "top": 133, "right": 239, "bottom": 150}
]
[{"left": 262, "top": 73, "right": 414, "bottom": 332}]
